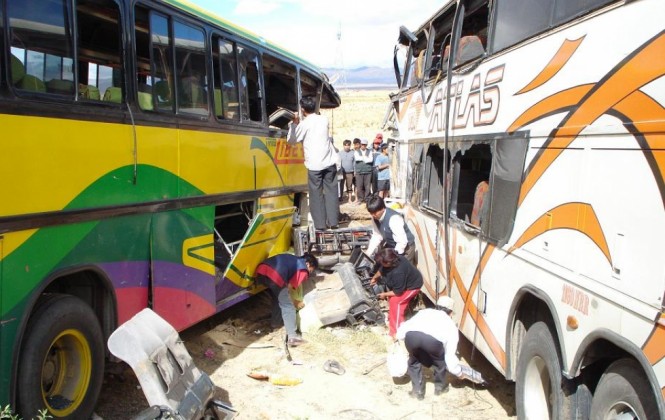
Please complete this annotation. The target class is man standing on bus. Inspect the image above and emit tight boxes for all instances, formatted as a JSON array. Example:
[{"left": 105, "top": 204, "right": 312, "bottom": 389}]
[
  {"left": 366, "top": 195, "right": 416, "bottom": 263},
  {"left": 288, "top": 96, "right": 339, "bottom": 230}
]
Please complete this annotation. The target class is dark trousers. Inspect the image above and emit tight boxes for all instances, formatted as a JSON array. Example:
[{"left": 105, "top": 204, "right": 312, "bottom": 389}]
[
  {"left": 308, "top": 165, "right": 339, "bottom": 230},
  {"left": 404, "top": 331, "right": 448, "bottom": 390},
  {"left": 355, "top": 172, "right": 372, "bottom": 203}
]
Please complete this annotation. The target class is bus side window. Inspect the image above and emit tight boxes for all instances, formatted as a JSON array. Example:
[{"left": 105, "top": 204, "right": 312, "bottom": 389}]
[
  {"left": 134, "top": 7, "right": 174, "bottom": 113},
  {"left": 8, "top": 0, "right": 74, "bottom": 97},
  {"left": 212, "top": 37, "right": 240, "bottom": 121},
  {"left": 263, "top": 54, "right": 297, "bottom": 129},
  {"left": 237, "top": 45, "right": 263, "bottom": 123},
  {"left": 77, "top": 0, "right": 123, "bottom": 102},
  {"left": 174, "top": 21, "right": 208, "bottom": 117},
  {"left": 452, "top": 144, "right": 492, "bottom": 226}
]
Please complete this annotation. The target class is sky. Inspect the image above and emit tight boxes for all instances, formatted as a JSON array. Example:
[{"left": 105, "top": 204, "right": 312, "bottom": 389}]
[{"left": 189, "top": 0, "right": 444, "bottom": 70}]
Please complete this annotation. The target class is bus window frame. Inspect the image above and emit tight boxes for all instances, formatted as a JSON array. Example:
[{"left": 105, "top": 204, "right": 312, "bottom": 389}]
[{"left": 172, "top": 17, "right": 209, "bottom": 119}]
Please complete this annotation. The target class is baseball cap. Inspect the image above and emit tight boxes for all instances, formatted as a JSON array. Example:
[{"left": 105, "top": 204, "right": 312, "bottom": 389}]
[
  {"left": 436, "top": 296, "right": 454, "bottom": 311},
  {"left": 360, "top": 138, "right": 368, "bottom": 145}
]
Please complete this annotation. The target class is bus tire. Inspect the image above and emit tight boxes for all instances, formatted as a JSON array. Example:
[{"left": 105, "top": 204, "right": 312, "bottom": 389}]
[
  {"left": 516, "top": 321, "right": 571, "bottom": 419},
  {"left": 17, "top": 294, "right": 104, "bottom": 419},
  {"left": 590, "top": 358, "right": 659, "bottom": 420}
]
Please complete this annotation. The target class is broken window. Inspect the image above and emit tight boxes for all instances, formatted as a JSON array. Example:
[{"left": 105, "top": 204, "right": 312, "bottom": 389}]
[
  {"left": 263, "top": 54, "right": 297, "bottom": 129},
  {"left": 237, "top": 45, "right": 262, "bottom": 123},
  {"left": 421, "top": 144, "right": 450, "bottom": 214},
  {"left": 212, "top": 36, "right": 240, "bottom": 121},
  {"left": 450, "top": 134, "right": 528, "bottom": 245}
]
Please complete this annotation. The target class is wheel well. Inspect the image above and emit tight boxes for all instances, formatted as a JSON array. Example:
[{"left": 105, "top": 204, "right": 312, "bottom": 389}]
[
  {"left": 507, "top": 291, "right": 561, "bottom": 380},
  {"left": 41, "top": 268, "right": 117, "bottom": 353}
]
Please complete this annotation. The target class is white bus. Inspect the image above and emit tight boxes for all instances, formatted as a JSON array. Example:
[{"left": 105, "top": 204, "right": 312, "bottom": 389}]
[{"left": 388, "top": 0, "right": 665, "bottom": 418}]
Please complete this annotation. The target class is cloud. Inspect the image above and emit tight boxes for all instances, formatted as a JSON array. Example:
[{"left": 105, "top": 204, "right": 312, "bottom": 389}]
[{"left": 192, "top": 0, "right": 444, "bottom": 68}]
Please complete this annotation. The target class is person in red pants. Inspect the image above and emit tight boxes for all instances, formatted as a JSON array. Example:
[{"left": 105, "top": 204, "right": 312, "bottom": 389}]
[{"left": 370, "top": 248, "right": 422, "bottom": 339}]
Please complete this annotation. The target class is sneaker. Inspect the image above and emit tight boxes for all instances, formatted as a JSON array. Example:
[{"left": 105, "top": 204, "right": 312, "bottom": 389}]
[{"left": 287, "top": 337, "right": 306, "bottom": 347}]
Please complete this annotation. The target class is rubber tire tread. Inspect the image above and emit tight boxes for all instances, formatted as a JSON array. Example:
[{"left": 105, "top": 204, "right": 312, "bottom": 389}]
[
  {"left": 590, "top": 358, "right": 659, "bottom": 420},
  {"left": 17, "top": 294, "right": 104, "bottom": 419},
  {"left": 516, "top": 321, "right": 570, "bottom": 419}
]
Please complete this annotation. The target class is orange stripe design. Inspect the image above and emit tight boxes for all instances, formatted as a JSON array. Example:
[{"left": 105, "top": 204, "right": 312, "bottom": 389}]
[
  {"left": 512, "top": 32, "right": 665, "bottom": 206},
  {"left": 450, "top": 257, "right": 507, "bottom": 369},
  {"left": 516, "top": 37, "right": 585, "bottom": 95},
  {"left": 406, "top": 212, "right": 507, "bottom": 368},
  {"left": 460, "top": 244, "right": 495, "bottom": 328},
  {"left": 642, "top": 314, "right": 665, "bottom": 366},
  {"left": 508, "top": 203, "right": 611, "bottom": 264}
]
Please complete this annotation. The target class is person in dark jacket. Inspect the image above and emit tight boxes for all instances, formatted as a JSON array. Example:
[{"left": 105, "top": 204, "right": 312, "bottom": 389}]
[
  {"left": 369, "top": 248, "right": 422, "bottom": 339},
  {"left": 255, "top": 253, "right": 318, "bottom": 346},
  {"left": 366, "top": 195, "right": 416, "bottom": 263}
]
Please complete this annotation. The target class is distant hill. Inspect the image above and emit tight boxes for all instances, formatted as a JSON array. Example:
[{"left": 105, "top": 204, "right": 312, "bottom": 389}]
[{"left": 323, "top": 66, "right": 396, "bottom": 90}]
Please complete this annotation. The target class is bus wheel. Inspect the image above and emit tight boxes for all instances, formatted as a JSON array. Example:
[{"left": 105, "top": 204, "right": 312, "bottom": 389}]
[
  {"left": 516, "top": 321, "right": 568, "bottom": 419},
  {"left": 17, "top": 294, "right": 104, "bottom": 419},
  {"left": 590, "top": 358, "right": 658, "bottom": 420}
]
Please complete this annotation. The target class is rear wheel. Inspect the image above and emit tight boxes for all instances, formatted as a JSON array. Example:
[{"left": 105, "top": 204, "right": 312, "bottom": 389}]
[
  {"left": 516, "top": 321, "right": 567, "bottom": 419},
  {"left": 17, "top": 294, "right": 104, "bottom": 419},
  {"left": 590, "top": 358, "right": 659, "bottom": 420}
]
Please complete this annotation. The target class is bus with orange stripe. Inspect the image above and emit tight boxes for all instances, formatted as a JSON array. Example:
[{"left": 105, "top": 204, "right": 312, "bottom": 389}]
[
  {"left": 388, "top": 0, "right": 664, "bottom": 417},
  {"left": 0, "top": 0, "right": 339, "bottom": 418}
]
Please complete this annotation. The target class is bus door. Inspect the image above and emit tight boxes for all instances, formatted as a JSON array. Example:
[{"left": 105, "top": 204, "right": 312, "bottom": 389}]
[{"left": 215, "top": 206, "right": 296, "bottom": 307}]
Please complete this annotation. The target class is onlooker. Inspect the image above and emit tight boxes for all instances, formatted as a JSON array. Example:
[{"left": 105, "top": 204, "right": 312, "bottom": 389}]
[
  {"left": 371, "top": 133, "right": 383, "bottom": 194},
  {"left": 396, "top": 296, "right": 466, "bottom": 399},
  {"left": 375, "top": 143, "right": 391, "bottom": 198},
  {"left": 369, "top": 248, "right": 422, "bottom": 339},
  {"left": 354, "top": 138, "right": 373, "bottom": 204},
  {"left": 255, "top": 252, "right": 319, "bottom": 347},
  {"left": 366, "top": 195, "right": 416, "bottom": 263},
  {"left": 287, "top": 97, "right": 339, "bottom": 230},
  {"left": 339, "top": 139, "right": 355, "bottom": 203}
]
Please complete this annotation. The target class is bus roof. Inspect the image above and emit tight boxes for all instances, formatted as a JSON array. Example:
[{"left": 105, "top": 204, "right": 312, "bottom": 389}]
[{"left": 163, "top": 0, "right": 325, "bottom": 75}]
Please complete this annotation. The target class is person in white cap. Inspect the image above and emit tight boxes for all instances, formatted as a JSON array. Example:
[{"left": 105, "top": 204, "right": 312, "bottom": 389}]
[{"left": 395, "top": 295, "right": 463, "bottom": 400}]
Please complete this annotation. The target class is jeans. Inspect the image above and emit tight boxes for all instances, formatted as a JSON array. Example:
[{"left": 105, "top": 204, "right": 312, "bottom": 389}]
[{"left": 260, "top": 277, "right": 298, "bottom": 339}]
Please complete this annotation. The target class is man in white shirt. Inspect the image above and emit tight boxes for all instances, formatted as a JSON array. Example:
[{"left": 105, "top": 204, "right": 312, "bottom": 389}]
[
  {"left": 396, "top": 296, "right": 462, "bottom": 399},
  {"left": 287, "top": 97, "right": 339, "bottom": 230},
  {"left": 366, "top": 196, "right": 415, "bottom": 263}
]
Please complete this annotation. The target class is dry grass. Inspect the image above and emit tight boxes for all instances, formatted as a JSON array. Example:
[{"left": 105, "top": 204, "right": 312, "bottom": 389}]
[{"left": 322, "top": 89, "right": 393, "bottom": 147}]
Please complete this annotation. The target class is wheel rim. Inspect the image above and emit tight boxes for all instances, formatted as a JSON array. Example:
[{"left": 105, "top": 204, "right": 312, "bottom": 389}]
[
  {"left": 604, "top": 403, "right": 638, "bottom": 420},
  {"left": 523, "top": 355, "right": 552, "bottom": 418},
  {"left": 41, "top": 329, "right": 92, "bottom": 417}
]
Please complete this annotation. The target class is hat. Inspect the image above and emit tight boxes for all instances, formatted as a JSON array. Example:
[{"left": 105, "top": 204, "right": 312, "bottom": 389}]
[
  {"left": 360, "top": 138, "right": 368, "bottom": 145},
  {"left": 436, "top": 296, "right": 454, "bottom": 311},
  {"left": 375, "top": 133, "right": 383, "bottom": 139},
  {"left": 380, "top": 143, "right": 389, "bottom": 150}
]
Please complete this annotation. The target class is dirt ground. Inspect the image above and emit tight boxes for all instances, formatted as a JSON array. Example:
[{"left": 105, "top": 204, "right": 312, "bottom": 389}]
[{"left": 94, "top": 202, "right": 516, "bottom": 419}]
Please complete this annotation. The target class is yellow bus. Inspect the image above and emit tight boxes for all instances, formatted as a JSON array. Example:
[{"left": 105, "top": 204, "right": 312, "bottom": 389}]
[
  {"left": 389, "top": 0, "right": 665, "bottom": 418},
  {"left": 0, "top": 0, "right": 339, "bottom": 417}
]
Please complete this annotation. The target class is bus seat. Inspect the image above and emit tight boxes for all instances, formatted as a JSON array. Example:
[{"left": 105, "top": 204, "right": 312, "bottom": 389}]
[
  {"left": 46, "top": 79, "right": 75, "bottom": 95},
  {"left": 471, "top": 180, "right": 489, "bottom": 226},
  {"left": 214, "top": 88, "right": 223, "bottom": 118},
  {"left": 138, "top": 91, "right": 153, "bottom": 110},
  {"left": 79, "top": 84, "right": 100, "bottom": 100},
  {"left": 18, "top": 74, "right": 46, "bottom": 92},
  {"left": 103, "top": 86, "right": 122, "bottom": 103},
  {"left": 442, "top": 45, "right": 450, "bottom": 65},
  {"left": 457, "top": 36, "right": 484, "bottom": 65},
  {"left": 10, "top": 54, "right": 25, "bottom": 84},
  {"left": 107, "top": 308, "right": 236, "bottom": 420}
]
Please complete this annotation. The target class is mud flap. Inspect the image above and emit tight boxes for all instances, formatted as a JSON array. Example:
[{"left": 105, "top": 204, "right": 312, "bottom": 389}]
[{"left": 107, "top": 309, "right": 237, "bottom": 419}]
